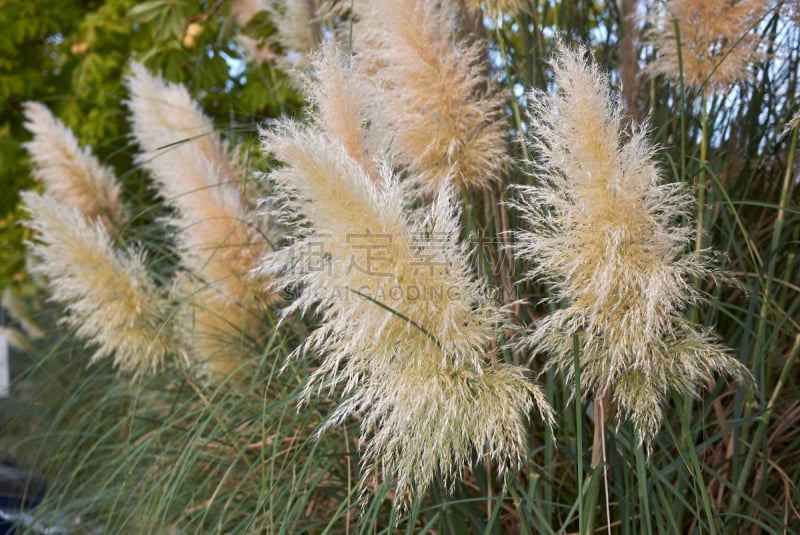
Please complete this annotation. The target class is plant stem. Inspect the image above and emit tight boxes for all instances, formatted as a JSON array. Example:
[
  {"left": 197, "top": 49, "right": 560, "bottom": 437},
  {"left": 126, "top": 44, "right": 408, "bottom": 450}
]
[
  {"left": 634, "top": 446, "right": 653, "bottom": 535},
  {"left": 696, "top": 92, "right": 708, "bottom": 256},
  {"left": 494, "top": 23, "right": 529, "bottom": 161},
  {"left": 573, "top": 334, "right": 584, "bottom": 531},
  {"left": 674, "top": 393, "right": 718, "bottom": 535},
  {"left": 585, "top": 394, "right": 611, "bottom": 535}
]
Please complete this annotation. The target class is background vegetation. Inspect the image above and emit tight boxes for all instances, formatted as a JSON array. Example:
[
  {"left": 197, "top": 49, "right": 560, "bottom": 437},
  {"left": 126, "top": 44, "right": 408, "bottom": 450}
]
[{"left": 0, "top": 0, "right": 798, "bottom": 533}]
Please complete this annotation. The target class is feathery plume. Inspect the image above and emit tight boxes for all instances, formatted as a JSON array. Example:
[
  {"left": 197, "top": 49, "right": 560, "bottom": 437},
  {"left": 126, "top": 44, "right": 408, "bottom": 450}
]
[
  {"left": 126, "top": 62, "right": 273, "bottom": 378},
  {"left": 353, "top": 0, "right": 508, "bottom": 194},
  {"left": 266, "top": 0, "right": 343, "bottom": 68},
  {"left": 259, "top": 122, "right": 552, "bottom": 506},
  {"left": 644, "top": 0, "right": 770, "bottom": 91},
  {"left": 332, "top": 358, "right": 548, "bottom": 500},
  {"left": 511, "top": 44, "right": 750, "bottom": 446},
  {"left": 22, "top": 192, "right": 177, "bottom": 376},
  {"left": 172, "top": 276, "right": 263, "bottom": 379},
  {"left": 22, "top": 102, "right": 128, "bottom": 230},
  {"left": 269, "top": 0, "right": 318, "bottom": 56},
  {"left": 125, "top": 62, "right": 237, "bottom": 185},
  {"left": 306, "top": 43, "right": 381, "bottom": 178}
]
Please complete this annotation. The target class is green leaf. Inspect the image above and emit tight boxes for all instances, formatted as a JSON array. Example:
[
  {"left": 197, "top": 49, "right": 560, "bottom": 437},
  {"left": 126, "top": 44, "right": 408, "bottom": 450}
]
[{"left": 128, "top": 0, "right": 169, "bottom": 23}]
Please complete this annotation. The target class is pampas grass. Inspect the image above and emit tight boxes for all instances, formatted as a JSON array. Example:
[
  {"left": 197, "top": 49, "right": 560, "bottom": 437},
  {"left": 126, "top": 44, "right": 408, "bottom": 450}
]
[
  {"left": 125, "top": 62, "right": 240, "bottom": 196},
  {"left": 266, "top": 0, "right": 343, "bottom": 68},
  {"left": 126, "top": 62, "right": 273, "bottom": 378},
  {"left": 22, "top": 102, "right": 128, "bottom": 231},
  {"left": 353, "top": 0, "right": 508, "bottom": 194},
  {"left": 7, "top": 1, "right": 799, "bottom": 532},
  {"left": 21, "top": 192, "right": 178, "bottom": 376},
  {"left": 305, "top": 44, "right": 380, "bottom": 178},
  {"left": 259, "top": 112, "right": 552, "bottom": 505},
  {"left": 511, "top": 44, "right": 751, "bottom": 447},
  {"left": 256, "top": 38, "right": 551, "bottom": 507},
  {"left": 644, "top": 0, "right": 770, "bottom": 91}
]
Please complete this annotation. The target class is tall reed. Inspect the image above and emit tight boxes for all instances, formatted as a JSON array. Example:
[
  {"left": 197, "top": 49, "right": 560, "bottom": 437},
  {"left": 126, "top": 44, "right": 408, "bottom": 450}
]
[
  {"left": 353, "top": 0, "right": 508, "bottom": 194},
  {"left": 21, "top": 192, "right": 178, "bottom": 376},
  {"left": 258, "top": 43, "right": 553, "bottom": 506},
  {"left": 22, "top": 102, "right": 128, "bottom": 231},
  {"left": 511, "top": 43, "right": 751, "bottom": 447},
  {"left": 126, "top": 63, "right": 273, "bottom": 378}
]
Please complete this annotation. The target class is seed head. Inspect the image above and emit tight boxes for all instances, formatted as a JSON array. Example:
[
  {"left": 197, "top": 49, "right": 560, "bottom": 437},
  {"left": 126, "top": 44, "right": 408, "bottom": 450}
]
[
  {"left": 22, "top": 192, "right": 178, "bottom": 376},
  {"left": 644, "top": 0, "right": 770, "bottom": 91},
  {"left": 353, "top": 0, "right": 508, "bottom": 193},
  {"left": 126, "top": 62, "right": 274, "bottom": 378},
  {"left": 259, "top": 120, "right": 553, "bottom": 506},
  {"left": 511, "top": 44, "right": 751, "bottom": 446},
  {"left": 22, "top": 102, "right": 128, "bottom": 231}
]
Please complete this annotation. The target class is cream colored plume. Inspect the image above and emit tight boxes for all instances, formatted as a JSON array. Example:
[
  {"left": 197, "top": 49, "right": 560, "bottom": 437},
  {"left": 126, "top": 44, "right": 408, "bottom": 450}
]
[
  {"left": 305, "top": 43, "right": 381, "bottom": 179},
  {"left": 125, "top": 62, "right": 237, "bottom": 185},
  {"left": 259, "top": 120, "right": 552, "bottom": 506},
  {"left": 511, "top": 44, "right": 750, "bottom": 447},
  {"left": 645, "top": 0, "right": 770, "bottom": 91},
  {"left": 22, "top": 192, "right": 178, "bottom": 376},
  {"left": 353, "top": 0, "right": 508, "bottom": 194},
  {"left": 126, "top": 62, "right": 273, "bottom": 378},
  {"left": 266, "top": 0, "right": 344, "bottom": 67},
  {"left": 22, "top": 102, "right": 128, "bottom": 231}
]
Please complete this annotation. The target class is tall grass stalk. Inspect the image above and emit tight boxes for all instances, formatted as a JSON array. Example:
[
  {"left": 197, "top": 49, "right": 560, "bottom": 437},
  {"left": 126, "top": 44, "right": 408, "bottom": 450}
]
[
  {"left": 572, "top": 334, "right": 584, "bottom": 531},
  {"left": 697, "top": 92, "right": 709, "bottom": 255}
]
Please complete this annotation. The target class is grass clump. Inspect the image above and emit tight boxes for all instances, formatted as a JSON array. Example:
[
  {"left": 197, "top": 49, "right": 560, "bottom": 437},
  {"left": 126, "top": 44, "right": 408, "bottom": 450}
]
[{"left": 1, "top": 0, "right": 798, "bottom": 533}]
